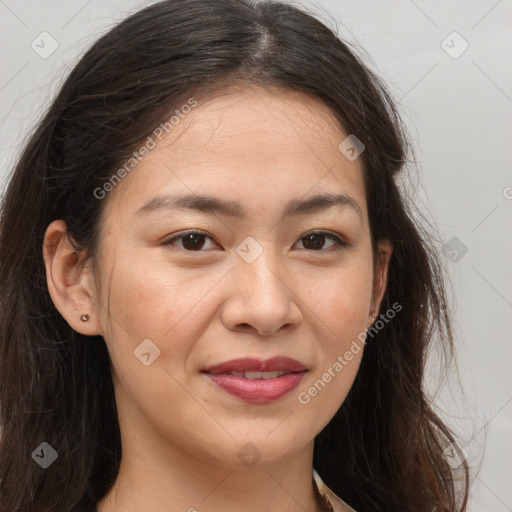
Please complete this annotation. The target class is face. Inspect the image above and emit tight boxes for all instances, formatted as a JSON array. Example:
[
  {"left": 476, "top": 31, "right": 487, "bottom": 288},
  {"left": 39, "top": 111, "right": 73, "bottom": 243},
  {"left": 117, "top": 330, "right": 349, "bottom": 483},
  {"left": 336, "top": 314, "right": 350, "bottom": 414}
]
[{"left": 47, "top": 85, "right": 392, "bottom": 471}]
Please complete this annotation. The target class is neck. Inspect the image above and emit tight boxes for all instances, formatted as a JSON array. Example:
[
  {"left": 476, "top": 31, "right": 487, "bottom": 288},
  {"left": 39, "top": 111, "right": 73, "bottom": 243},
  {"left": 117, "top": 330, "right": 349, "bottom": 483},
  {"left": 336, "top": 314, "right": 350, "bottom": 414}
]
[
  {"left": 96, "top": 408, "right": 321, "bottom": 512},
  {"left": 96, "top": 450, "right": 322, "bottom": 512}
]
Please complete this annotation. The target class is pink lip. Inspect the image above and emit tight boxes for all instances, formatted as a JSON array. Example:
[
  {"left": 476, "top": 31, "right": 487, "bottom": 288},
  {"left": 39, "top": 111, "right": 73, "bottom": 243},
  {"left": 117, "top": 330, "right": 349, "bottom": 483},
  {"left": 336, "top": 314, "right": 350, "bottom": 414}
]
[
  {"left": 202, "top": 356, "right": 308, "bottom": 403},
  {"left": 205, "top": 372, "right": 307, "bottom": 403}
]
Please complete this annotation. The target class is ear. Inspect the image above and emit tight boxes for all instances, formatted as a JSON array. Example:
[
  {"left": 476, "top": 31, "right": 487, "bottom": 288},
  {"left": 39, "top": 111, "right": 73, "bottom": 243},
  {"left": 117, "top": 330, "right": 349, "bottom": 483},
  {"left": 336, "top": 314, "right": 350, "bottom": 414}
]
[
  {"left": 368, "top": 238, "right": 393, "bottom": 326},
  {"left": 42, "top": 220, "right": 102, "bottom": 336}
]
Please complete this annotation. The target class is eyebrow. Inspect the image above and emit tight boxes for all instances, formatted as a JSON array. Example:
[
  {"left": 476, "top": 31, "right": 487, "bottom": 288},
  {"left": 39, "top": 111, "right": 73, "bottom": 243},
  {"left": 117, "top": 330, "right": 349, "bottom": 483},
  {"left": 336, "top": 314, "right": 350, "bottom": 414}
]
[{"left": 135, "top": 192, "right": 363, "bottom": 222}]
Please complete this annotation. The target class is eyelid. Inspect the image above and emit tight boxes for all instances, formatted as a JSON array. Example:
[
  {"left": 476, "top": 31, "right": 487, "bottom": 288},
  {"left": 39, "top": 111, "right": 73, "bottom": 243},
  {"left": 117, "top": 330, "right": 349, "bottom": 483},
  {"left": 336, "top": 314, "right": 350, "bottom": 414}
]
[
  {"left": 162, "top": 229, "right": 220, "bottom": 250},
  {"left": 161, "top": 229, "right": 351, "bottom": 252},
  {"left": 298, "top": 230, "right": 351, "bottom": 250}
]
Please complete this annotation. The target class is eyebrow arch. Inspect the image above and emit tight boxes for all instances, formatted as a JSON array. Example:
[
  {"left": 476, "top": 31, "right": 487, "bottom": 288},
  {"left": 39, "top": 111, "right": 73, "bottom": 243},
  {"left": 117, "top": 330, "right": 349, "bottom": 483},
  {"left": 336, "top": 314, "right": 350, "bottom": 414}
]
[{"left": 135, "top": 192, "right": 363, "bottom": 222}]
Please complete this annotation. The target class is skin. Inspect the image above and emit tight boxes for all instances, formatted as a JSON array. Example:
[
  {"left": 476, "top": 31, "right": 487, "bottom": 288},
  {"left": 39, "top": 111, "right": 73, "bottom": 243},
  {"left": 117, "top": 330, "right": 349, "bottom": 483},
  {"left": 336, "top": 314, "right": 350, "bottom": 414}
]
[{"left": 43, "top": 85, "right": 392, "bottom": 512}]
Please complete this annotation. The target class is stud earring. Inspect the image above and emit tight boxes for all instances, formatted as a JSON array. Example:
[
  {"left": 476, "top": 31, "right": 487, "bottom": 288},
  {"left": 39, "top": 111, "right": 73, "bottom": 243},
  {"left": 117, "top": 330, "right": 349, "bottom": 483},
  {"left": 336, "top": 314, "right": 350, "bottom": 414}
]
[{"left": 80, "top": 314, "right": 90, "bottom": 322}]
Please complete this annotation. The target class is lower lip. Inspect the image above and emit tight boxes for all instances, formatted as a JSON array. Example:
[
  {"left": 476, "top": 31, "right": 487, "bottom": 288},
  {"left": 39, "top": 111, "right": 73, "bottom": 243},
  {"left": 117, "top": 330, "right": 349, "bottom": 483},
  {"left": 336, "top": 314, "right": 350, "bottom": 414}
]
[{"left": 204, "top": 371, "right": 307, "bottom": 403}]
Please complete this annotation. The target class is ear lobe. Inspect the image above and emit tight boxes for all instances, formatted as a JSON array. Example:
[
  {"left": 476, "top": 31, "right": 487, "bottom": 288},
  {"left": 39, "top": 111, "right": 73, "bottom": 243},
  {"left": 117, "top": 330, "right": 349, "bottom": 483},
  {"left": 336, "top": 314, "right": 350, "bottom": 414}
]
[
  {"left": 368, "top": 239, "right": 393, "bottom": 326},
  {"left": 43, "top": 220, "right": 102, "bottom": 336}
]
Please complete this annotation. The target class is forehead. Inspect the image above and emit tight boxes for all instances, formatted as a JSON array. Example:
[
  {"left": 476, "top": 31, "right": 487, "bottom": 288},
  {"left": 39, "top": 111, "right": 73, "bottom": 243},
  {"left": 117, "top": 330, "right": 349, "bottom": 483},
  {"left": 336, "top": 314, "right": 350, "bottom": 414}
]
[
  {"left": 162, "top": 86, "right": 355, "bottom": 167},
  {"left": 106, "top": 85, "right": 367, "bottom": 220}
]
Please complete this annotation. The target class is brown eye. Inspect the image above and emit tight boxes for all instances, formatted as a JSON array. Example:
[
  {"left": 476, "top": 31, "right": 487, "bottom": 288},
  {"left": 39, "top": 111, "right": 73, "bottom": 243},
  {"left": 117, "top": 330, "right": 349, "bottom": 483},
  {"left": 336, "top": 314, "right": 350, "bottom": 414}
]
[
  {"left": 163, "top": 230, "right": 219, "bottom": 251},
  {"left": 295, "top": 231, "right": 348, "bottom": 252}
]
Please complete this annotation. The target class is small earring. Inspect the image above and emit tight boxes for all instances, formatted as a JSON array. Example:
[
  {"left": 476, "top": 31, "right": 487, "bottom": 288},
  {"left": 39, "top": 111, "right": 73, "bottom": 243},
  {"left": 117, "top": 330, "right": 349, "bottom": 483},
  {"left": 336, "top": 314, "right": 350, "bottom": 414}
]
[{"left": 80, "top": 314, "right": 90, "bottom": 322}]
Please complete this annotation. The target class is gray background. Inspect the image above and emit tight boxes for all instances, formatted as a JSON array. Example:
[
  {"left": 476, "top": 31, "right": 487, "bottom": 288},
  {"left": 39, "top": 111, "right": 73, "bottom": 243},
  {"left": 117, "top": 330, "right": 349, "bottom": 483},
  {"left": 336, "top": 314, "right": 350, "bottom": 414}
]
[{"left": 1, "top": 0, "right": 510, "bottom": 509}]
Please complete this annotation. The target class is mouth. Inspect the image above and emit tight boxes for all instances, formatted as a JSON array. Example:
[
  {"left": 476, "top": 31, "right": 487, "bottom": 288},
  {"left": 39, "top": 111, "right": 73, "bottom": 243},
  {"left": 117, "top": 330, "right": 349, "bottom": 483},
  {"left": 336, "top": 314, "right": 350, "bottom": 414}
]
[{"left": 201, "top": 356, "right": 308, "bottom": 403}]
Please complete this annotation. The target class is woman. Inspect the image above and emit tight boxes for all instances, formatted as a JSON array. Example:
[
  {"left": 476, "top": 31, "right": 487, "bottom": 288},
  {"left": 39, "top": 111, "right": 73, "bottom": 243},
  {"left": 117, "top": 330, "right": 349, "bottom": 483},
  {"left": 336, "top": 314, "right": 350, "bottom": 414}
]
[{"left": 0, "top": 0, "right": 469, "bottom": 511}]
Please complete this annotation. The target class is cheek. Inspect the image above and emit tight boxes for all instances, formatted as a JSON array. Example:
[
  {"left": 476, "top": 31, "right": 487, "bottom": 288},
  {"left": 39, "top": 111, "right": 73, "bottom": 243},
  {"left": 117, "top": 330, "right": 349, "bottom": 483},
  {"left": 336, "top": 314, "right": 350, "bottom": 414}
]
[
  {"left": 112, "top": 270, "right": 207, "bottom": 338},
  {"left": 309, "top": 259, "right": 375, "bottom": 339},
  {"left": 97, "top": 258, "right": 219, "bottom": 439},
  {"left": 298, "top": 260, "right": 373, "bottom": 417}
]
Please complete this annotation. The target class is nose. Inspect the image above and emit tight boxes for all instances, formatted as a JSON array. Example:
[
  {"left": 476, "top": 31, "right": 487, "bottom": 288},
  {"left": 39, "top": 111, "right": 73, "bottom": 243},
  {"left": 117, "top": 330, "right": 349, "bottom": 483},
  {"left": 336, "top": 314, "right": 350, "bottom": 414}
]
[{"left": 220, "top": 245, "right": 302, "bottom": 336}]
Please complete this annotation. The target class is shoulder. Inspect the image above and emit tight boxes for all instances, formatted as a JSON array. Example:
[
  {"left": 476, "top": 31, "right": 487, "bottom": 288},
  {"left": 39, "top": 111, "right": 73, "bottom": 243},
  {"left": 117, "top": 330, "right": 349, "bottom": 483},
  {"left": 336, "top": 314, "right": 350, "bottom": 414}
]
[{"left": 313, "top": 468, "right": 358, "bottom": 512}]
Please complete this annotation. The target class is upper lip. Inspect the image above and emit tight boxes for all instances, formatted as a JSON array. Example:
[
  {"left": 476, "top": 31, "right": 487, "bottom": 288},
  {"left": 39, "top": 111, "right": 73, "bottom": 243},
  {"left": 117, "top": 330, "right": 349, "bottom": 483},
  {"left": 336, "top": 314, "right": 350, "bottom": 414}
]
[{"left": 203, "top": 356, "right": 307, "bottom": 374}]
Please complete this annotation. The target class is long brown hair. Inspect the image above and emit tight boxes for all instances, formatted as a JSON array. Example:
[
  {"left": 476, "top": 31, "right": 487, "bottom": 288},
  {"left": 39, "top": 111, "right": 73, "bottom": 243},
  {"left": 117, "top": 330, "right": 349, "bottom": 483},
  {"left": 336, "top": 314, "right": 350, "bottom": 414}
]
[{"left": 0, "top": 1, "right": 469, "bottom": 510}]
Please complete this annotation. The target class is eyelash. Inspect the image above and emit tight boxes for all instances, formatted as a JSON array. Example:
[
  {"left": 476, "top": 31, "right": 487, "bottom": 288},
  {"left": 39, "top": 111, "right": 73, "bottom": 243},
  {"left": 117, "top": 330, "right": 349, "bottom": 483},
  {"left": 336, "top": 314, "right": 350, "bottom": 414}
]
[{"left": 161, "top": 229, "right": 350, "bottom": 253}]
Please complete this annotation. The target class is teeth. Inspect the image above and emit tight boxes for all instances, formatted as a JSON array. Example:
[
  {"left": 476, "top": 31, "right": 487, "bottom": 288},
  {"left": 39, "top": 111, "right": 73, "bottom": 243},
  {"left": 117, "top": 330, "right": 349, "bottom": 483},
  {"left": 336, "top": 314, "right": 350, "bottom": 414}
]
[{"left": 227, "top": 370, "right": 289, "bottom": 380}]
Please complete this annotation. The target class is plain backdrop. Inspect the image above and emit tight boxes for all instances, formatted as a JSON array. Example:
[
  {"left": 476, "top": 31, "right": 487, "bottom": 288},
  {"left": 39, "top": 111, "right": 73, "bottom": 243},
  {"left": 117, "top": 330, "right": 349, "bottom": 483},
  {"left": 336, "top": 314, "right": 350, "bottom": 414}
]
[{"left": 0, "top": 1, "right": 511, "bottom": 510}]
